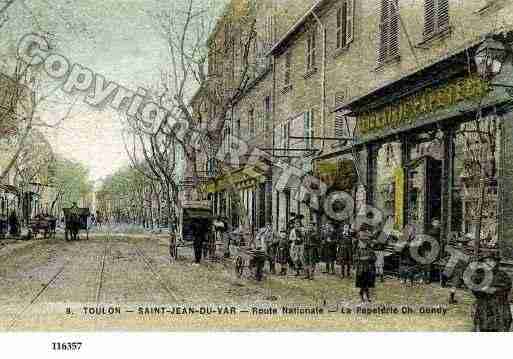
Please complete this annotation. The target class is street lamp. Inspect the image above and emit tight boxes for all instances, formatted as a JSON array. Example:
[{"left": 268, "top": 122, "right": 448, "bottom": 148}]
[{"left": 474, "top": 37, "right": 508, "bottom": 80}]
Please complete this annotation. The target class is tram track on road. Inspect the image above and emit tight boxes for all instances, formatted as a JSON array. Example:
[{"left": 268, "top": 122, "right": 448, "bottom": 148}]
[
  {"left": 7, "top": 264, "right": 67, "bottom": 330},
  {"left": 94, "top": 234, "right": 112, "bottom": 303},
  {"left": 132, "top": 242, "right": 180, "bottom": 302}
]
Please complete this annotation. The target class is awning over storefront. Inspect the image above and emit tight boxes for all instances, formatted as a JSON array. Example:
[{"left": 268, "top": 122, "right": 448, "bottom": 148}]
[
  {"left": 200, "top": 161, "right": 269, "bottom": 193},
  {"left": 313, "top": 159, "right": 357, "bottom": 192},
  {"left": 0, "top": 184, "right": 19, "bottom": 196}
]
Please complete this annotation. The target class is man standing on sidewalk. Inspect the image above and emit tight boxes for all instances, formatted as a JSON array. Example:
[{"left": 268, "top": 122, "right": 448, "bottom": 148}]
[
  {"left": 289, "top": 215, "right": 305, "bottom": 277},
  {"left": 192, "top": 220, "right": 208, "bottom": 265}
]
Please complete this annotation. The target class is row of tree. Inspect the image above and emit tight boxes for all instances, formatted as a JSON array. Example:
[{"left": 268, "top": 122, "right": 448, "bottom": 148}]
[{"left": 95, "top": 165, "right": 171, "bottom": 229}]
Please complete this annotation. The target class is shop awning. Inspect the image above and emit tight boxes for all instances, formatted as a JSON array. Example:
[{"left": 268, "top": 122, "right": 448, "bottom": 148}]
[
  {"left": 200, "top": 161, "right": 269, "bottom": 193},
  {"left": 0, "top": 184, "right": 19, "bottom": 196}
]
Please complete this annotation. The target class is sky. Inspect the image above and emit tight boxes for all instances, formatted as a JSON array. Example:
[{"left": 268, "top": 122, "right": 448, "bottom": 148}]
[{"left": 1, "top": 0, "right": 216, "bottom": 185}]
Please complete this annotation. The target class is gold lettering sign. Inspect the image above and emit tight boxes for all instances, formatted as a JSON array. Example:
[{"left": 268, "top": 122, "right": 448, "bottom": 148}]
[{"left": 356, "top": 74, "right": 490, "bottom": 137}]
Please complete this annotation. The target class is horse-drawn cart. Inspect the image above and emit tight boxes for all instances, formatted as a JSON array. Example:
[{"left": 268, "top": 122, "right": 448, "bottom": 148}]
[
  {"left": 63, "top": 207, "right": 90, "bottom": 241},
  {"left": 28, "top": 215, "right": 57, "bottom": 239}
]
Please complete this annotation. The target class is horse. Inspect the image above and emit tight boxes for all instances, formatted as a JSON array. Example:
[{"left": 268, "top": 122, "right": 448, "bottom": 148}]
[
  {"left": 65, "top": 211, "right": 81, "bottom": 241},
  {"left": 63, "top": 208, "right": 89, "bottom": 241}
]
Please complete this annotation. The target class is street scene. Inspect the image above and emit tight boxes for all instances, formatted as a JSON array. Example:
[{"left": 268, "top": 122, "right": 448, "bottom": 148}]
[
  {"left": 1, "top": 0, "right": 513, "bottom": 333},
  {"left": 0, "top": 229, "right": 475, "bottom": 331}
]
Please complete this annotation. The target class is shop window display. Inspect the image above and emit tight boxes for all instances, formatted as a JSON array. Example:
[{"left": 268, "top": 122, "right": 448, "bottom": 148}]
[
  {"left": 453, "top": 115, "right": 500, "bottom": 246},
  {"left": 373, "top": 141, "right": 402, "bottom": 225},
  {"left": 406, "top": 130, "right": 443, "bottom": 233}
]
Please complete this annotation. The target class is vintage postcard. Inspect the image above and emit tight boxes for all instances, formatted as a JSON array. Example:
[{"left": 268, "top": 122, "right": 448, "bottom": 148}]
[{"left": 1, "top": 0, "right": 513, "bottom": 338}]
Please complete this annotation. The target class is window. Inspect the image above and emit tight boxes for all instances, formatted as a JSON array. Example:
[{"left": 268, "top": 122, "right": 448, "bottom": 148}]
[
  {"left": 377, "top": 0, "right": 400, "bottom": 66},
  {"left": 265, "top": 15, "right": 274, "bottom": 49},
  {"left": 423, "top": 0, "right": 449, "bottom": 40},
  {"left": 223, "top": 125, "right": 231, "bottom": 154},
  {"left": 264, "top": 96, "right": 271, "bottom": 132},
  {"left": 249, "top": 108, "right": 255, "bottom": 137},
  {"left": 306, "top": 28, "right": 316, "bottom": 71},
  {"left": 206, "top": 158, "right": 216, "bottom": 177},
  {"left": 236, "top": 118, "right": 241, "bottom": 139},
  {"left": 304, "top": 109, "right": 314, "bottom": 148},
  {"left": 284, "top": 51, "right": 292, "bottom": 86},
  {"left": 336, "top": 0, "right": 355, "bottom": 49},
  {"left": 282, "top": 122, "right": 290, "bottom": 149},
  {"left": 224, "top": 22, "right": 232, "bottom": 53}
]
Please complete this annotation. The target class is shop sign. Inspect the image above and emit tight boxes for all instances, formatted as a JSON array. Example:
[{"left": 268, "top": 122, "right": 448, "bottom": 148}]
[
  {"left": 394, "top": 167, "right": 405, "bottom": 230},
  {"left": 201, "top": 164, "right": 266, "bottom": 193},
  {"left": 357, "top": 75, "right": 491, "bottom": 137}
]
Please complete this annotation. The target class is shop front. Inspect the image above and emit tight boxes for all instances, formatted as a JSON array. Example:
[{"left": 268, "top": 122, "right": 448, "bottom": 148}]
[
  {"left": 201, "top": 161, "right": 272, "bottom": 234},
  {"left": 330, "top": 40, "right": 513, "bottom": 259}
]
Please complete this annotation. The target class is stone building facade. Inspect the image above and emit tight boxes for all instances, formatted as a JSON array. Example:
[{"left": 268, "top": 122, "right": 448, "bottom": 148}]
[{"left": 188, "top": 0, "right": 513, "bottom": 259}]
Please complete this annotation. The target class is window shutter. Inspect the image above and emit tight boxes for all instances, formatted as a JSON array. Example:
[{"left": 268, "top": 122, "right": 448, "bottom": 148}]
[
  {"left": 424, "top": 0, "right": 436, "bottom": 37},
  {"left": 346, "top": 0, "right": 355, "bottom": 45},
  {"left": 389, "top": 0, "right": 400, "bottom": 59},
  {"left": 377, "top": 0, "right": 390, "bottom": 64},
  {"left": 311, "top": 29, "right": 316, "bottom": 68},
  {"left": 304, "top": 112, "right": 310, "bottom": 148},
  {"left": 437, "top": 0, "right": 449, "bottom": 31},
  {"left": 306, "top": 36, "right": 310, "bottom": 70},
  {"left": 336, "top": 7, "right": 342, "bottom": 48},
  {"left": 335, "top": 113, "right": 346, "bottom": 139}
]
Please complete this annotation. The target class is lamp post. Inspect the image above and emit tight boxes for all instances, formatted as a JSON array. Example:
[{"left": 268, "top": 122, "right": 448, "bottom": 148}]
[{"left": 472, "top": 36, "right": 508, "bottom": 259}]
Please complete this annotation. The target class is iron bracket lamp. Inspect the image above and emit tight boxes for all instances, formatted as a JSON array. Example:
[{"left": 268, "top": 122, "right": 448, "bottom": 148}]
[{"left": 475, "top": 36, "right": 513, "bottom": 96}]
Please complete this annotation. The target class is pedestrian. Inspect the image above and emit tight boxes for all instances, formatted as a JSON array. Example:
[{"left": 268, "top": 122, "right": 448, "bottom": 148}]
[
  {"left": 303, "top": 219, "right": 320, "bottom": 280},
  {"left": 261, "top": 223, "right": 277, "bottom": 275},
  {"left": 321, "top": 220, "right": 337, "bottom": 275},
  {"left": 289, "top": 215, "right": 305, "bottom": 277},
  {"left": 422, "top": 218, "right": 441, "bottom": 284},
  {"left": 337, "top": 224, "right": 354, "bottom": 278},
  {"left": 213, "top": 216, "right": 228, "bottom": 257},
  {"left": 355, "top": 223, "right": 377, "bottom": 303},
  {"left": 471, "top": 253, "right": 512, "bottom": 332},
  {"left": 277, "top": 228, "right": 290, "bottom": 275},
  {"left": 192, "top": 220, "right": 208, "bottom": 264},
  {"left": 373, "top": 226, "right": 387, "bottom": 283},
  {"left": 8, "top": 210, "right": 19, "bottom": 237}
]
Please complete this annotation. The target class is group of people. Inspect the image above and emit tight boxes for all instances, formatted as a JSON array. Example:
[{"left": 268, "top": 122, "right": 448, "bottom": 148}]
[{"left": 257, "top": 214, "right": 384, "bottom": 303}]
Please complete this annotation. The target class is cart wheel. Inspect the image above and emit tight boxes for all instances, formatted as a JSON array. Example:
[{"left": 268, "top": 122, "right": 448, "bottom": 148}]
[{"left": 235, "top": 256, "right": 244, "bottom": 278}]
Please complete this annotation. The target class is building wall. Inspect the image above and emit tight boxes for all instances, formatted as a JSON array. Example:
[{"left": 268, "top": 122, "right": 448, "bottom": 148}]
[{"left": 322, "top": 0, "right": 513, "bottom": 148}]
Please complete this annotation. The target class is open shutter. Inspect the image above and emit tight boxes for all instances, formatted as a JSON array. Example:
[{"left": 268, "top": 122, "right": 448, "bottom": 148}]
[
  {"left": 346, "top": 0, "right": 355, "bottom": 45},
  {"left": 424, "top": 0, "right": 436, "bottom": 38},
  {"left": 309, "top": 110, "right": 314, "bottom": 148},
  {"left": 306, "top": 34, "right": 310, "bottom": 70},
  {"left": 311, "top": 29, "right": 316, "bottom": 68},
  {"left": 377, "top": 0, "right": 390, "bottom": 64},
  {"left": 389, "top": 0, "right": 400, "bottom": 59},
  {"left": 304, "top": 112, "right": 310, "bottom": 148},
  {"left": 335, "top": 113, "right": 346, "bottom": 139},
  {"left": 336, "top": 7, "right": 342, "bottom": 48},
  {"left": 437, "top": 0, "right": 449, "bottom": 31}
]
